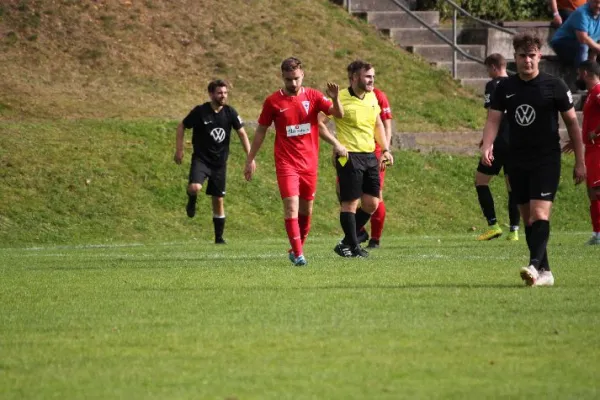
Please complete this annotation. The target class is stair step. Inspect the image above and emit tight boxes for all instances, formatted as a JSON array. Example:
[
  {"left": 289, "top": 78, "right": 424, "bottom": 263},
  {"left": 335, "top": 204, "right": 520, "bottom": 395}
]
[
  {"left": 348, "top": 0, "right": 415, "bottom": 12},
  {"left": 389, "top": 27, "right": 488, "bottom": 46},
  {"left": 435, "top": 61, "right": 489, "bottom": 79},
  {"left": 355, "top": 11, "right": 439, "bottom": 29},
  {"left": 406, "top": 45, "right": 486, "bottom": 62}
]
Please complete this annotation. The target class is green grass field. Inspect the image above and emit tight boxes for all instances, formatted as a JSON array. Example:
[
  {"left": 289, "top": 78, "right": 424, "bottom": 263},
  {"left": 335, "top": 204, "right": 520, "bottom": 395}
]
[{"left": 1, "top": 234, "right": 599, "bottom": 399}]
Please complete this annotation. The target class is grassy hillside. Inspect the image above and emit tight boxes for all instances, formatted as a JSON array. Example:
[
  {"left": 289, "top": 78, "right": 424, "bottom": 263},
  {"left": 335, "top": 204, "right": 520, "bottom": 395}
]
[
  {"left": 0, "top": 119, "right": 590, "bottom": 246},
  {"left": 0, "top": 0, "right": 483, "bottom": 131},
  {"left": 0, "top": 0, "right": 591, "bottom": 246}
]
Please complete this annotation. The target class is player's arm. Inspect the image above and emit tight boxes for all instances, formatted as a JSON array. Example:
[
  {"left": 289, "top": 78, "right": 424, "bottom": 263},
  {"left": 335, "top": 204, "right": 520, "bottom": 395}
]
[
  {"left": 561, "top": 108, "right": 586, "bottom": 184},
  {"left": 374, "top": 115, "right": 393, "bottom": 167},
  {"left": 174, "top": 122, "right": 186, "bottom": 164},
  {"left": 244, "top": 124, "right": 268, "bottom": 181},
  {"left": 480, "top": 110, "right": 502, "bottom": 166},
  {"left": 383, "top": 119, "right": 392, "bottom": 149},
  {"left": 318, "top": 113, "right": 347, "bottom": 157},
  {"left": 236, "top": 127, "right": 252, "bottom": 155},
  {"left": 326, "top": 82, "right": 343, "bottom": 118}
]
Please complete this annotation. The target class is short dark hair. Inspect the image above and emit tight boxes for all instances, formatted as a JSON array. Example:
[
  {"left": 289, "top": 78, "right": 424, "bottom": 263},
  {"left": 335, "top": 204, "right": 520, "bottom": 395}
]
[
  {"left": 281, "top": 57, "right": 303, "bottom": 72},
  {"left": 579, "top": 60, "right": 600, "bottom": 77},
  {"left": 484, "top": 53, "right": 507, "bottom": 68},
  {"left": 512, "top": 32, "right": 543, "bottom": 52},
  {"left": 347, "top": 60, "right": 374, "bottom": 78},
  {"left": 207, "top": 79, "right": 228, "bottom": 93}
]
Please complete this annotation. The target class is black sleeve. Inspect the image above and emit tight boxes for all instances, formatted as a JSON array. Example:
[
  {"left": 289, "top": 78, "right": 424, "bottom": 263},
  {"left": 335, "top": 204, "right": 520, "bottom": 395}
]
[
  {"left": 483, "top": 81, "right": 494, "bottom": 109},
  {"left": 488, "top": 79, "right": 506, "bottom": 112},
  {"left": 182, "top": 106, "right": 201, "bottom": 129},
  {"left": 229, "top": 107, "right": 244, "bottom": 130},
  {"left": 554, "top": 78, "right": 574, "bottom": 112}
]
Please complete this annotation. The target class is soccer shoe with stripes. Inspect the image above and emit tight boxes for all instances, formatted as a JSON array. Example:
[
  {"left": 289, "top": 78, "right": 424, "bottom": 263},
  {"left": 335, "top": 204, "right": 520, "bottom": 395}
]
[
  {"left": 519, "top": 265, "right": 539, "bottom": 286},
  {"left": 293, "top": 255, "right": 307, "bottom": 266},
  {"left": 533, "top": 270, "right": 554, "bottom": 287},
  {"left": 585, "top": 235, "right": 600, "bottom": 245},
  {"left": 506, "top": 230, "right": 519, "bottom": 241},
  {"left": 476, "top": 224, "right": 503, "bottom": 241},
  {"left": 288, "top": 250, "right": 296, "bottom": 263},
  {"left": 334, "top": 242, "right": 353, "bottom": 258},
  {"left": 351, "top": 246, "right": 369, "bottom": 258}
]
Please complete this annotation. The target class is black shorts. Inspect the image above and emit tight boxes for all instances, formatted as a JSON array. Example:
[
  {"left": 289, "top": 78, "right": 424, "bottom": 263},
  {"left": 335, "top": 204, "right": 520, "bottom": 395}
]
[
  {"left": 336, "top": 152, "right": 380, "bottom": 202},
  {"left": 508, "top": 162, "right": 561, "bottom": 204},
  {"left": 188, "top": 156, "right": 226, "bottom": 197},
  {"left": 477, "top": 140, "right": 509, "bottom": 176}
]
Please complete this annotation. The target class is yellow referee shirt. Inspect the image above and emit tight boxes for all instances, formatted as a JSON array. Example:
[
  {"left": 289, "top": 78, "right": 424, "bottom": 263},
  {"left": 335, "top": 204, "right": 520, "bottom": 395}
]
[{"left": 334, "top": 88, "right": 381, "bottom": 153}]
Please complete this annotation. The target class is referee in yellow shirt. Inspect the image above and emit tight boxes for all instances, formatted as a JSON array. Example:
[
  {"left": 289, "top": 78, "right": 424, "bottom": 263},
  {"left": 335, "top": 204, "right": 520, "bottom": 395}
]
[{"left": 333, "top": 60, "right": 394, "bottom": 258}]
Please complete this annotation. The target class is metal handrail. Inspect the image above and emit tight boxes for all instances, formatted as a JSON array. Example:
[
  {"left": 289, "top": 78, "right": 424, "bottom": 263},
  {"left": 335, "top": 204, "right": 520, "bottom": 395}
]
[
  {"left": 443, "top": 0, "right": 516, "bottom": 35},
  {"left": 346, "top": 0, "right": 517, "bottom": 78}
]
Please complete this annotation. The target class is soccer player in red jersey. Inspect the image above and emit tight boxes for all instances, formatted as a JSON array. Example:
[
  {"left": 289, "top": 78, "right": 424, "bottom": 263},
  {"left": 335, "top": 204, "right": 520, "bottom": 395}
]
[
  {"left": 578, "top": 60, "right": 600, "bottom": 245},
  {"left": 244, "top": 57, "right": 347, "bottom": 266},
  {"left": 355, "top": 87, "right": 393, "bottom": 249}
]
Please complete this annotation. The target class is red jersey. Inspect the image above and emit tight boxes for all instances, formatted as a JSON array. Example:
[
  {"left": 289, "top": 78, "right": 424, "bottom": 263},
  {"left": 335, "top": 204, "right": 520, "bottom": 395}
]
[
  {"left": 373, "top": 88, "right": 393, "bottom": 154},
  {"left": 582, "top": 82, "right": 600, "bottom": 148},
  {"left": 258, "top": 87, "right": 332, "bottom": 174}
]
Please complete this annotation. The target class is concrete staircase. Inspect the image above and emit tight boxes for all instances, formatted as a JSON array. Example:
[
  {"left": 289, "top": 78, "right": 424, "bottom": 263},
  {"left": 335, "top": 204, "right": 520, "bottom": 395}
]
[{"left": 347, "top": 0, "right": 490, "bottom": 93}]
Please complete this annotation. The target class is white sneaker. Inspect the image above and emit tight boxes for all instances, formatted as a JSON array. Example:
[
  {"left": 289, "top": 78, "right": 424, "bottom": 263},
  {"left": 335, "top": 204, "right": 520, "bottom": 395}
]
[
  {"left": 534, "top": 270, "right": 555, "bottom": 287},
  {"left": 519, "top": 265, "right": 539, "bottom": 286}
]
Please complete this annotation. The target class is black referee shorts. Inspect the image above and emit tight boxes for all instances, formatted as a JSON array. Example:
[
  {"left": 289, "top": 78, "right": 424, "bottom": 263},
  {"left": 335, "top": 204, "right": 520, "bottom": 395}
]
[
  {"left": 477, "top": 140, "right": 510, "bottom": 176},
  {"left": 336, "top": 152, "right": 380, "bottom": 202},
  {"left": 508, "top": 162, "right": 561, "bottom": 204},
  {"left": 188, "top": 156, "right": 227, "bottom": 197}
]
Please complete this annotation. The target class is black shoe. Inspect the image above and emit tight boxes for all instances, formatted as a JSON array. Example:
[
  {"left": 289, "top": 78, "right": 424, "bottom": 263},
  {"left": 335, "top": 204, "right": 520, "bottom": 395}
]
[
  {"left": 215, "top": 237, "right": 227, "bottom": 244},
  {"left": 333, "top": 242, "right": 353, "bottom": 257},
  {"left": 186, "top": 195, "right": 197, "bottom": 218},
  {"left": 366, "top": 239, "right": 380, "bottom": 249},
  {"left": 356, "top": 229, "right": 369, "bottom": 244},
  {"left": 351, "top": 246, "right": 369, "bottom": 258}
]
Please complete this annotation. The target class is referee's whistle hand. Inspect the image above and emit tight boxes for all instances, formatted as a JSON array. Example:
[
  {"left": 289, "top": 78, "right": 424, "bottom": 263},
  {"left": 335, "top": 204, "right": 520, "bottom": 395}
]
[{"left": 334, "top": 144, "right": 347, "bottom": 158}]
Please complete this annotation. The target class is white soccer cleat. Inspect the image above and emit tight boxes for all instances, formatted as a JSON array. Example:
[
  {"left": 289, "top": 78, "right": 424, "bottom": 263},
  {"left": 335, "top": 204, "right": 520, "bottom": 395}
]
[
  {"left": 519, "top": 265, "right": 539, "bottom": 286},
  {"left": 533, "top": 270, "right": 555, "bottom": 287}
]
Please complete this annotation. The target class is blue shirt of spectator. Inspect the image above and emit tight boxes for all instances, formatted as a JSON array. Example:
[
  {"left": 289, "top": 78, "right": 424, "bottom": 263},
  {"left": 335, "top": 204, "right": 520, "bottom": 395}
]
[{"left": 551, "top": 3, "right": 600, "bottom": 43}]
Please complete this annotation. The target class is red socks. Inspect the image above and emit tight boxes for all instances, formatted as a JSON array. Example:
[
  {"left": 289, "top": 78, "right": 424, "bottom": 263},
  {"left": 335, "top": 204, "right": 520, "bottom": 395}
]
[
  {"left": 591, "top": 199, "right": 600, "bottom": 233},
  {"left": 285, "top": 218, "right": 303, "bottom": 257},
  {"left": 298, "top": 214, "right": 311, "bottom": 245},
  {"left": 370, "top": 201, "right": 386, "bottom": 240}
]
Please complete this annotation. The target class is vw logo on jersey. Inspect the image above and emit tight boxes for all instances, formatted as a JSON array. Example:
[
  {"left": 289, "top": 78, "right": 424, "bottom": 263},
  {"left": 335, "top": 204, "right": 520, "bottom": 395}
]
[
  {"left": 210, "top": 127, "right": 226, "bottom": 143},
  {"left": 515, "top": 104, "right": 536, "bottom": 126}
]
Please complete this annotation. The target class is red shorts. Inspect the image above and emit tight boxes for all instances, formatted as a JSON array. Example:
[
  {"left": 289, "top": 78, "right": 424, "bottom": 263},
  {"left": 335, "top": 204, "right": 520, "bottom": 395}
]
[
  {"left": 277, "top": 172, "right": 317, "bottom": 200},
  {"left": 586, "top": 146, "right": 600, "bottom": 188}
]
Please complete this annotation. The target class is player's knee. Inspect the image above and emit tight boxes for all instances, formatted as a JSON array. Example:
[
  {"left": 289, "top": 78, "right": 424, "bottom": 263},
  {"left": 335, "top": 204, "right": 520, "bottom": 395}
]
[{"left": 188, "top": 183, "right": 202, "bottom": 195}]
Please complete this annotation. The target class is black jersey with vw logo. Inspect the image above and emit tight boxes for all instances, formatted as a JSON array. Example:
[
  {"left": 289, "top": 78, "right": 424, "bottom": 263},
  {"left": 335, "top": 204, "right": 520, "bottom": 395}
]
[
  {"left": 489, "top": 72, "right": 573, "bottom": 167},
  {"left": 182, "top": 103, "right": 244, "bottom": 167}
]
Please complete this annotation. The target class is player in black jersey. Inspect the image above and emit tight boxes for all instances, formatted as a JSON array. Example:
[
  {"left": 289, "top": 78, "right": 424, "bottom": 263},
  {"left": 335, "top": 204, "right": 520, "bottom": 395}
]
[
  {"left": 174, "top": 79, "right": 253, "bottom": 244},
  {"left": 481, "top": 33, "right": 586, "bottom": 287},
  {"left": 475, "top": 54, "right": 521, "bottom": 242}
]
